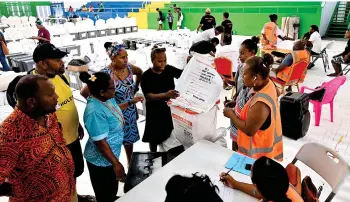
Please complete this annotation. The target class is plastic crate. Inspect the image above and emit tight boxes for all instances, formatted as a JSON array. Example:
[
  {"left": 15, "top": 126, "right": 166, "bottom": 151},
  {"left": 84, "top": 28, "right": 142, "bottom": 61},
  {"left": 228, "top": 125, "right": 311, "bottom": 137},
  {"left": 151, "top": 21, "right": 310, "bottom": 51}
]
[
  {"left": 132, "top": 26, "right": 138, "bottom": 32},
  {"left": 107, "top": 28, "right": 117, "bottom": 36},
  {"left": 117, "top": 27, "right": 125, "bottom": 34},
  {"left": 64, "top": 70, "right": 83, "bottom": 90},
  {"left": 87, "top": 30, "right": 97, "bottom": 38},
  {"left": 19, "top": 59, "right": 35, "bottom": 72},
  {"left": 79, "top": 32, "right": 88, "bottom": 40},
  {"left": 71, "top": 32, "right": 80, "bottom": 41},
  {"left": 66, "top": 45, "right": 81, "bottom": 56},
  {"left": 124, "top": 27, "right": 132, "bottom": 33},
  {"left": 97, "top": 29, "right": 107, "bottom": 37}
]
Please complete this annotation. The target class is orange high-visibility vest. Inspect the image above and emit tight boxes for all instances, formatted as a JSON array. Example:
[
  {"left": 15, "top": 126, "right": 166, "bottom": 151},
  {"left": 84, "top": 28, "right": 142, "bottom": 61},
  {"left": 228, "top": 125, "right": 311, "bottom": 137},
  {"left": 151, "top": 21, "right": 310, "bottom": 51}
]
[
  {"left": 263, "top": 22, "right": 278, "bottom": 46},
  {"left": 277, "top": 50, "right": 310, "bottom": 83},
  {"left": 237, "top": 80, "right": 283, "bottom": 161}
]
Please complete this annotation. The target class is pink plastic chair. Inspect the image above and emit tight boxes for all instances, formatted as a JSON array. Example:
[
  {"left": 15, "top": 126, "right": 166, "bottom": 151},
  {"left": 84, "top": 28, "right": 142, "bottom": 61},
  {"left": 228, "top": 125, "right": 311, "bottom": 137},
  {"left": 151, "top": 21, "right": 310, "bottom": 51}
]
[{"left": 300, "top": 76, "right": 347, "bottom": 126}]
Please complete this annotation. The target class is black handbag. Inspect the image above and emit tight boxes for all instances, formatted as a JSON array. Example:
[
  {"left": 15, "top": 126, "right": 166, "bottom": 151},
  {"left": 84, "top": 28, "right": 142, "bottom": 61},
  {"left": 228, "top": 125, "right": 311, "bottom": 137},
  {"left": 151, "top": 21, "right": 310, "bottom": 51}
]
[{"left": 124, "top": 145, "right": 184, "bottom": 193}]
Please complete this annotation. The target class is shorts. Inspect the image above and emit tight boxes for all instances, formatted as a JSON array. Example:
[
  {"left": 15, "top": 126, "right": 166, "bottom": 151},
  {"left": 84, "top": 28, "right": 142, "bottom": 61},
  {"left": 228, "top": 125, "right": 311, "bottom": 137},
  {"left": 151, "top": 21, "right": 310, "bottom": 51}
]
[
  {"left": 67, "top": 138, "right": 84, "bottom": 178},
  {"left": 177, "top": 21, "right": 182, "bottom": 26},
  {"left": 159, "top": 20, "right": 163, "bottom": 25}
]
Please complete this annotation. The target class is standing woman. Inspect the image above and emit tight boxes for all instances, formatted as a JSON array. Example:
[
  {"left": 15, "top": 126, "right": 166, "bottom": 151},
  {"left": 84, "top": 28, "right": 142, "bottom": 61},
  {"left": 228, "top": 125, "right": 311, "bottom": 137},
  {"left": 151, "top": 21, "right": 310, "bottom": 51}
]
[
  {"left": 224, "top": 37, "right": 259, "bottom": 151},
  {"left": 141, "top": 47, "right": 183, "bottom": 152},
  {"left": 223, "top": 54, "right": 283, "bottom": 161},
  {"left": 167, "top": 10, "right": 174, "bottom": 30},
  {"left": 81, "top": 42, "right": 144, "bottom": 166},
  {"left": 0, "top": 31, "right": 10, "bottom": 71},
  {"left": 81, "top": 71, "right": 126, "bottom": 202}
]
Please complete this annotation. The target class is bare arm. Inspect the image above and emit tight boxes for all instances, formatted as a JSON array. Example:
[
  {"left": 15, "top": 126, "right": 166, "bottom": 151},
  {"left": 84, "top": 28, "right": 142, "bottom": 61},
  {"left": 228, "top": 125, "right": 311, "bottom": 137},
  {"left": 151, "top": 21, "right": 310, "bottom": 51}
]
[
  {"left": 130, "top": 63, "right": 143, "bottom": 90},
  {"left": 220, "top": 173, "right": 263, "bottom": 199},
  {"left": 262, "top": 33, "right": 267, "bottom": 40},
  {"left": 196, "top": 24, "right": 202, "bottom": 32},
  {"left": 145, "top": 93, "right": 169, "bottom": 101},
  {"left": 224, "top": 101, "right": 270, "bottom": 137}
]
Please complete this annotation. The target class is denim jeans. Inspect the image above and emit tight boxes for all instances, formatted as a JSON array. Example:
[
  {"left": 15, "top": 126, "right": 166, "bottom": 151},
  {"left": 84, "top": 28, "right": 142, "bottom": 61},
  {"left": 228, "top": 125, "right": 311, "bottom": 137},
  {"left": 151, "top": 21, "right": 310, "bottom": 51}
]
[{"left": 0, "top": 54, "right": 10, "bottom": 71}]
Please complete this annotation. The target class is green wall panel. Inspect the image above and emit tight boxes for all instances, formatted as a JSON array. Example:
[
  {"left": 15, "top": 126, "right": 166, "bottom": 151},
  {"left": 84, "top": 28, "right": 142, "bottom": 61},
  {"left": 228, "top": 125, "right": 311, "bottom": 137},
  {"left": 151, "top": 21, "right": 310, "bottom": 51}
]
[
  {"left": 0, "top": 1, "right": 50, "bottom": 17},
  {"left": 148, "top": 1, "right": 322, "bottom": 38},
  {"left": 148, "top": 11, "right": 321, "bottom": 37}
]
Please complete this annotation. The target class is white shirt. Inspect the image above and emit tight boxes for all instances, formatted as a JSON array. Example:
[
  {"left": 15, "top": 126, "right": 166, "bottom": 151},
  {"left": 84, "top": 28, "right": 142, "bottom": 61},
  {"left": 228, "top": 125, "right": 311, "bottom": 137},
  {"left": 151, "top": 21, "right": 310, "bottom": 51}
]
[
  {"left": 309, "top": 31, "right": 322, "bottom": 53},
  {"left": 193, "top": 28, "right": 216, "bottom": 43}
]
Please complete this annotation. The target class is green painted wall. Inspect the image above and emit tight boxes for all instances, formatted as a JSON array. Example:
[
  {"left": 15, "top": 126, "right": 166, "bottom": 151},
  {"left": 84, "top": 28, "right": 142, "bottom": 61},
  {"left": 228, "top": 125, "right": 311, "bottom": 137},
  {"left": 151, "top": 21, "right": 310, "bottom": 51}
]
[
  {"left": 148, "top": 1, "right": 322, "bottom": 37},
  {"left": 0, "top": 1, "right": 50, "bottom": 17}
]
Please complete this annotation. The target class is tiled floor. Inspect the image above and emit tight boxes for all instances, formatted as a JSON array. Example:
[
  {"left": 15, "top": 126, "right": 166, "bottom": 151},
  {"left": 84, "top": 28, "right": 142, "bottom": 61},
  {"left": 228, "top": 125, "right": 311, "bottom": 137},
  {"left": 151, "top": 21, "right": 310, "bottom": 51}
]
[{"left": 1, "top": 31, "right": 350, "bottom": 201}]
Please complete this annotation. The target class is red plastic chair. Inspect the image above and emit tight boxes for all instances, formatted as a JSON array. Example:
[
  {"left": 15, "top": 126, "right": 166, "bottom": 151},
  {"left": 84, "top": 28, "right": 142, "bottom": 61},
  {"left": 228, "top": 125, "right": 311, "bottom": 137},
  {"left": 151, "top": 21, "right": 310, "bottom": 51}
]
[
  {"left": 270, "top": 61, "right": 309, "bottom": 95},
  {"left": 300, "top": 76, "right": 347, "bottom": 126},
  {"left": 214, "top": 57, "right": 233, "bottom": 82}
]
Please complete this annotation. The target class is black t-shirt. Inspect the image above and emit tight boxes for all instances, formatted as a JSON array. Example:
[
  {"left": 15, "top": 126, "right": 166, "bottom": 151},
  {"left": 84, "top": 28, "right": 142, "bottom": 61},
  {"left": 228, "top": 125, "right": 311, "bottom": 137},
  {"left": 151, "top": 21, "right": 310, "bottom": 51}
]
[
  {"left": 343, "top": 39, "right": 350, "bottom": 55},
  {"left": 141, "top": 65, "right": 183, "bottom": 143},
  {"left": 221, "top": 19, "right": 232, "bottom": 34},
  {"left": 158, "top": 11, "right": 164, "bottom": 21},
  {"left": 200, "top": 14, "right": 216, "bottom": 31},
  {"left": 189, "top": 40, "right": 216, "bottom": 54}
]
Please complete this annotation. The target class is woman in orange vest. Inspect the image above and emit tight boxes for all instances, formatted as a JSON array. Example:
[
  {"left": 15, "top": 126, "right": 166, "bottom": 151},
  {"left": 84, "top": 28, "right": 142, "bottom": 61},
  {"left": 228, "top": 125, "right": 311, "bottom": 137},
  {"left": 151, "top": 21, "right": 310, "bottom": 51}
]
[
  {"left": 223, "top": 54, "right": 283, "bottom": 161},
  {"left": 262, "top": 14, "right": 278, "bottom": 47},
  {"left": 220, "top": 156, "right": 303, "bottom": 202}
]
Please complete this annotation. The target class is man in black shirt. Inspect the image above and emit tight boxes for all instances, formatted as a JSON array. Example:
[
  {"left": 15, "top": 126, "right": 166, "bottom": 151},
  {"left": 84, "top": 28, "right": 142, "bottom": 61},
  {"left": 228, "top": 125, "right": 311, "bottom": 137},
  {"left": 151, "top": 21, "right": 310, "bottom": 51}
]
[
  {"left": 221, "top": 12, "right": 233, "bottom": 45},
  {"left": 156, "top": 8, "right": 164, "bottom": 30},
  {"left": 328, "top": 29, "right": 350, "bottom": 76},
  {"left": 196, "top": 8, "right": 216, "bottom": 33},
  {"left": 187, "top": 38, "right": 219, "bottom": 63}
]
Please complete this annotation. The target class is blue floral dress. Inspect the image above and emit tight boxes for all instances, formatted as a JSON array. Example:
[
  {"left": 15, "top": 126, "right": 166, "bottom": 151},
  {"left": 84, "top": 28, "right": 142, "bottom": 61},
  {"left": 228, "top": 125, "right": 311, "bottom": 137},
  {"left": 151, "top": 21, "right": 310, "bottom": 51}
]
[{"left": 103, "top": 65, "right": 140, "bottom": 145}]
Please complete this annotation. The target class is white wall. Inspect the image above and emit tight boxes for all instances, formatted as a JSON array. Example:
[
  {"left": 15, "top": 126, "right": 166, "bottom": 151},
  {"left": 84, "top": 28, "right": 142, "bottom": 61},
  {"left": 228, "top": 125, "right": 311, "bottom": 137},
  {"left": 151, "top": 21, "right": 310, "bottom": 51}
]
[{"left": 319, "top": 2, "right": 337, "bottom": 37}]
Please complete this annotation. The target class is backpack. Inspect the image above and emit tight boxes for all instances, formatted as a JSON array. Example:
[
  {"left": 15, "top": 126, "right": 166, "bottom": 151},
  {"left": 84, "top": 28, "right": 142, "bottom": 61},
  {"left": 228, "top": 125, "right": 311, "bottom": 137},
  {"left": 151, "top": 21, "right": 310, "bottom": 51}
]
[
  {"left": 286, "top": 163, "right": 320, "bottom": 202},
  {"left": 6, "top": 69, "right": 70, "bottom": 108}
]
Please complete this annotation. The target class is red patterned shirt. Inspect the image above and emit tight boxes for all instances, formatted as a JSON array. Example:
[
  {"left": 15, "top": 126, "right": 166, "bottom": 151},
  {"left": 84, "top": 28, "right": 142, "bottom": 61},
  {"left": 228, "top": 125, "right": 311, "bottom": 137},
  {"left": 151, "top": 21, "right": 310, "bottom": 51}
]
[{"left": 0, "top": 108, "right": 75, "bottom": 202}]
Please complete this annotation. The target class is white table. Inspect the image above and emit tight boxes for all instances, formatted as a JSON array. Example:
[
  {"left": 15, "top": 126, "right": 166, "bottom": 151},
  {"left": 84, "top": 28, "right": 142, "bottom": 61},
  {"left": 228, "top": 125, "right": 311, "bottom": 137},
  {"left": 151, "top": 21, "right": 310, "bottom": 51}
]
[{"left": 117, "top": 140, "right": 257, "bottom": 202}]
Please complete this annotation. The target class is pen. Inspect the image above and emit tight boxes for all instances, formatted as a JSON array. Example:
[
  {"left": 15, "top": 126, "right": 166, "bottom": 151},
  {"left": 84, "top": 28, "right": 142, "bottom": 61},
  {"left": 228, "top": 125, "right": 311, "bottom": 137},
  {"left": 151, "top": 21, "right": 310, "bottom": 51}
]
[{"left": 225, "top": 167, "right": 233, "bottom": 176}]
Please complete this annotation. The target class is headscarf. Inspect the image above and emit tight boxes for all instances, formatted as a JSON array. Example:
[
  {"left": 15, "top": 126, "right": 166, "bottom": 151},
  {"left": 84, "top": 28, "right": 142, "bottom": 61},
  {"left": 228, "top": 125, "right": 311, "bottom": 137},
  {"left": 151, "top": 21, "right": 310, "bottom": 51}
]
[{"left": 106, "top": 42, "right": 125, "bottom": 57}]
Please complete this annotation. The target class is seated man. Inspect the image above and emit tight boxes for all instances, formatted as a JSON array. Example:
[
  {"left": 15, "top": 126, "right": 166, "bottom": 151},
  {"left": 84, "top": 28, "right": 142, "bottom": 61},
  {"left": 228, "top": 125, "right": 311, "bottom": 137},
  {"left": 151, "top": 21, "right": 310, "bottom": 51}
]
[
  {"left": 328, "top": 29, "right": 350, "bottom": 77},
  {"left": 187, "top": 38, "right": 219, "bottom": 63},
  {"left": 305, "top": 25, "right": 322, "bottom": 69},
  {"left": 270, "top": 41, "right": 310, "bottom": 91}
]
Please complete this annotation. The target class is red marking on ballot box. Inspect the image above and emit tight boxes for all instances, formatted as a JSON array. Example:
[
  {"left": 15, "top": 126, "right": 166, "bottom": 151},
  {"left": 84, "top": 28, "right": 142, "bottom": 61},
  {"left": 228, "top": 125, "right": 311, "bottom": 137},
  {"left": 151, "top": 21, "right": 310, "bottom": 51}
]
[{"left": 172, "top": 114, "right": 192, "bottom": 127}]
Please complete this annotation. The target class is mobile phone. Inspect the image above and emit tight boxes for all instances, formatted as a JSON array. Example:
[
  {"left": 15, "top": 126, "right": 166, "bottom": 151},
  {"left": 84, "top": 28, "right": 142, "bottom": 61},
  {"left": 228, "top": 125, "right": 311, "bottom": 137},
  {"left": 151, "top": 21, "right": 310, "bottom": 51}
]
[{"left": 245, "top": 164, "right": 252, "bottom": 170}]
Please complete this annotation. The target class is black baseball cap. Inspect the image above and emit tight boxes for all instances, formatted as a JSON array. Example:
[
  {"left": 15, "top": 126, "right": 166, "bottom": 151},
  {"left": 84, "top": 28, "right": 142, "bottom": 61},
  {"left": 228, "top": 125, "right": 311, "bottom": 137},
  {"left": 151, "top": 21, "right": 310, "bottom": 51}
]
[{"left": 33, "top": 44, "right": 67, "bottom": 63}]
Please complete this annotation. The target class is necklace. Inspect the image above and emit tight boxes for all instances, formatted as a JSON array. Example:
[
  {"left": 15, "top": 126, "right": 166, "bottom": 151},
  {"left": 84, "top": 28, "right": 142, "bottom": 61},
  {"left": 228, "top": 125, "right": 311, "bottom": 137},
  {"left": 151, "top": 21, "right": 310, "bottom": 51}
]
[
  {"left": 92, "top": 97, "right": 125, "bottom": 128},
  {"left": 109, "top": 65, "right": 125, "bottom": 77}
]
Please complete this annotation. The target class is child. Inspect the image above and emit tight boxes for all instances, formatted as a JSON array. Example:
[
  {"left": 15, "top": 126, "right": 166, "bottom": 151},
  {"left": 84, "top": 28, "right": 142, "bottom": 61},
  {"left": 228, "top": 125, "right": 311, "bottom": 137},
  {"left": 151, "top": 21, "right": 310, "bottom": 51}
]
[
  {"left": 167, "top": 10, "right": 174, "bottom": 30},
  {"left": 141, "top": 47, "right": 183, "bottom": 152},
  {"left": 224, "top": 36, "right": 259, "bottom": 151}
]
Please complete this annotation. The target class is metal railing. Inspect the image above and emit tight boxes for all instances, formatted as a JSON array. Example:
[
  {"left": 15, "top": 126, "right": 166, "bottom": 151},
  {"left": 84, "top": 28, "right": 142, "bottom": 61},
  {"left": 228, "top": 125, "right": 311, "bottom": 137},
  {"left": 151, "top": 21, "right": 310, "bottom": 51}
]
[
  {"left": 143, "top": 5, "right": 321, "bottom": 13},
  {"left": 65, "top": 7, "right": 141, "bottom": 13}
]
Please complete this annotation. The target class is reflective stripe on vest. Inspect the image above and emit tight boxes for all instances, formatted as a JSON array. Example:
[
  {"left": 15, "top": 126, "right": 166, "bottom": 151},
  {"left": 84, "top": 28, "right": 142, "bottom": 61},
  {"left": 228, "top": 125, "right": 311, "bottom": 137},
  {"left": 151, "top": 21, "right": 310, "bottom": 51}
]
[{"left": 238, "top": 93, "right": 283, "bottom": 158}]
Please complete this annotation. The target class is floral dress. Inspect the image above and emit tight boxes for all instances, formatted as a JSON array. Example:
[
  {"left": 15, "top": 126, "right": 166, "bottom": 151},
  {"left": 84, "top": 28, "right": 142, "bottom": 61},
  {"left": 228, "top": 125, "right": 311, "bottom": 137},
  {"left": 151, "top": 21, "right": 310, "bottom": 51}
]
[{"left": 103, "top": 65, "right": 140, "bottom": 145}]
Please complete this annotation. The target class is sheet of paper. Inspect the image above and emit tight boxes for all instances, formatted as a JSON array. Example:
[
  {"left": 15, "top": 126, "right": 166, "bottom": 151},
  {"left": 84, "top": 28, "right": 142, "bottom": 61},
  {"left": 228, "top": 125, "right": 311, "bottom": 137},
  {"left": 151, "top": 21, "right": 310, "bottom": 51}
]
[
  {"left": 171, "top": 54, "right": 223, "bottom": 113},
  {"left": 213, "top": 179, "right": 235, "bottom": 202},
  {"left": 225, "top": 153, "right": 255, "bottom": 176}
]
